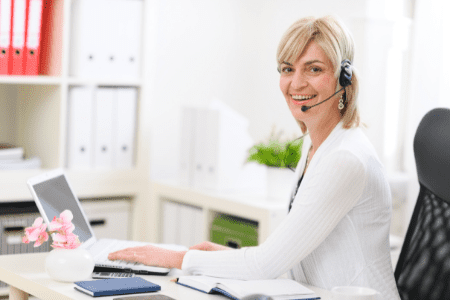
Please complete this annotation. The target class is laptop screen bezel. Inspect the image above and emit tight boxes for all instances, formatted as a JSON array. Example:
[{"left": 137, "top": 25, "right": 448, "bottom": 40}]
[{"left": 26, "top": 168, "right": 97, "bottom": 249}]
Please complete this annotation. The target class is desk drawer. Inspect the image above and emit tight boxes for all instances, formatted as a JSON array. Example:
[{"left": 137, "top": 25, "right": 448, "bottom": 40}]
[
  {"left": 0, "top": 203, "right": 50, "bottom": 289},
  {"left": 81, "top": 199, "right": 131, "bottom": 240}
]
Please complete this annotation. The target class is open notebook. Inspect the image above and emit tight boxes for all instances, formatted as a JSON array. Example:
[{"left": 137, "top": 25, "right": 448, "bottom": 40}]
[
  {"left": 176, "top": 275, "right": 320, "bottom": 300},
  {"left": 27, "top": 169, "right": 186, "bottom": 275}
]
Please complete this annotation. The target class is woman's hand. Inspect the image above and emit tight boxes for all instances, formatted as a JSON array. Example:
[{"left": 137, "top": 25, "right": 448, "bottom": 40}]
[
  {"left": 189, "top": 241, "right": 233, "bottom": 251},
  {"left": 108, "top": 245, "right": 187, "bottom": 269}
]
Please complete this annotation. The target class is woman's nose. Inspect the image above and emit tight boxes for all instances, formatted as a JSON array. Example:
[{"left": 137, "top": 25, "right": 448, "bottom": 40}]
[{"left": 291, "top": 71, "right": 307, "bottom": 89}]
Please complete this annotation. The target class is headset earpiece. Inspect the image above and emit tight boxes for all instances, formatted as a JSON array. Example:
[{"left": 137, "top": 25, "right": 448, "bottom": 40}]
[{"left": 339, "top": 59, "right": 352, "bottom": 88}]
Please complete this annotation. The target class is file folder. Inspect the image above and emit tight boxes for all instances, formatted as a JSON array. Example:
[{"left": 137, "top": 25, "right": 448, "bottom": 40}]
[
  {"left": 70, "top": 0, "right": 142, "bottom": 79},
  {"left": 69, "top": 0, "right": 106, "bottom": 78},
  {"left": 161, "top": 201, "right": 179, "bottom": 245},
  {"left": 9, "top": 0, "right": 26, "bottom": 75},
  {"left": 67, "top": 86, "right": 95, "bottom": 169},
  {"left": 0, "top": 0, "right": 12, "bottom": 74},
  {"left": 24, "top": 0, "right": 42, "bottom": 75},
  {"left": 179, "top": 107, "right": 196, "bottom": 186},
  {"left": 193, "top": 108, "right": 209, "bottom": 189},
  {"left": 93, "top": 87, "right": 115, "bottom": 169},
  {"left": 112, "top": 0, "right": 142, "bottom": 78},
  {"left": 114, "top": 88, "right": 137, "bottom": 168}
]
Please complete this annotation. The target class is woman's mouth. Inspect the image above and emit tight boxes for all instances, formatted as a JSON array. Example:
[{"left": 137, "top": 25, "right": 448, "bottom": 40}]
[{"left": 291, "top": 94, "right": 317, "bottom": 105}]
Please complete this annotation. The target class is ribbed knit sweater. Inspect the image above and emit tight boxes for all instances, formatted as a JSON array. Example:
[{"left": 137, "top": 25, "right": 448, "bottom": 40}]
[{"left": 182, "top": 122, "right": 401, "bottom": 300}]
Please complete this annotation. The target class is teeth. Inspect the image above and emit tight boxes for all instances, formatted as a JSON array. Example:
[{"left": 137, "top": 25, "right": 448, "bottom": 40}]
[{"left": 292, "top": 95, "right": 315, "bottom": 100}]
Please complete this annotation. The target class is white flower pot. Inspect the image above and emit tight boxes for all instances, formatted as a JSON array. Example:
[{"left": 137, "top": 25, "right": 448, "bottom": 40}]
[
  {"left": 45, "top": 248, "right": 95, "bottom": 282},
  {"left": 266, "top": 167, "right": 295, "bottom": 202}
]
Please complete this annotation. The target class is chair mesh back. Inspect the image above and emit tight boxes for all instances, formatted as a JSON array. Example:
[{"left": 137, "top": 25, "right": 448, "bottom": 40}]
[
  {"left": 395, "top": 108, "right": 450, "bottom": 300},
  {"left": 395, "top": 185, "right": 450, "bottom": 300}
]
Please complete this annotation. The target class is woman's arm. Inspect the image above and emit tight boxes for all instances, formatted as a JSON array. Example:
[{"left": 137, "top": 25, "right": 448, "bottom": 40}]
[{"left": 181, "top": 149, "right": 366, "bottom": 279}]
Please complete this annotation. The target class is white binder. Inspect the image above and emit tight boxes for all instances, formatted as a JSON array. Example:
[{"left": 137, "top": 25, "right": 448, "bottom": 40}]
[
  {"left": 199, "top": 100, "right": 254, "bottom": 191},
  {"left": 178, "top": 204, "right": 196, "bottom": 248},
  {"left": 203, "top": 110, "right": 220, "bottom": 189},
  {"left": 192, "top": 206, "right": 204, "bottom": 246},
  {"left": 179, "top": 107, "right": 196, "bottom": 186},
  {"left": 193, "top": 108, "right": 209, "bottom": 189},
  {"left": 111, "top": 0, "right": 142, "bottom": 78},
  {"left": 114, "top": 87, "right": 137, "bottom": 168},
  {"left": 161, "top": 201, "right": 179, "bottom": 245},
  {"left": 67, "top": 86, "right": 95, "bottom": 169},
  {"left": 93, "top": 87, "right": 115, "bottom": 168},
  {"left": 70, "top": 0, "right": 107, "bottom": 78},
  {"left": 70, "top": 0, "right": 142, "bottom": 79}
]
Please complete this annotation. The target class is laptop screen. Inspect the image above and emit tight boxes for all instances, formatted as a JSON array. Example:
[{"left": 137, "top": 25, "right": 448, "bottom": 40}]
[{"left": 32, "top": 175, "right": 93, "bottom": 243}]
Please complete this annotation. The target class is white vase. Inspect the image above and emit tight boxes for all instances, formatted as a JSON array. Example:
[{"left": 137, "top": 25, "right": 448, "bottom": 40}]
[
  {"left": 45, "top": 248, "right": 95, "bottom": 282},
  {"left": 266, "top": 167, "right": 295, "bottom": 202}
]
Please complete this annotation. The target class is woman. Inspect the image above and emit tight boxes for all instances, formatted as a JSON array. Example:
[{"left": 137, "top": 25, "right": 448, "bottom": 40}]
[{"left": 109, "top": 15, "right": 400, "bottom": 299}]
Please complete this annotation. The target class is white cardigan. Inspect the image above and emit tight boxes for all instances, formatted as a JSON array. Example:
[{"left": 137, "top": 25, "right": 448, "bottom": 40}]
[{"left": 182, "top": 122, "right": 401, "bottom": 300}]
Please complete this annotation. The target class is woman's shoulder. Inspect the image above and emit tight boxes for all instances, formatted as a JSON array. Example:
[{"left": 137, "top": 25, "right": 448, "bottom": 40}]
[{"left": 333, "top": 127, "right": 383, "bottom": 169}]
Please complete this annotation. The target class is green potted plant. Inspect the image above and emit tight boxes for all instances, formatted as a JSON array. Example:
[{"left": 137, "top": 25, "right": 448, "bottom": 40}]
[{"left": 246, "top": 129, "right": 303, "bottom": 200}]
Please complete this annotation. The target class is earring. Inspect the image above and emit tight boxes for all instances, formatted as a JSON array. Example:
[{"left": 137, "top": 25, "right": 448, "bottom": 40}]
[{"left": 338, "top": 95, "right": 345, "bottom": 110}]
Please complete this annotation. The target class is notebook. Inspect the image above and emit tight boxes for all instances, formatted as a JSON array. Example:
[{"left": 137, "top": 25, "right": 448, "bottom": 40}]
[
  {"left": 176, "top": 276, "right": 320, "bottom": 300},
  {"left": 27, "top": 168, "right": 185, "bottom": 275},
  {"left": 74, "top": 277, "right": 160, "bottom": 297}
]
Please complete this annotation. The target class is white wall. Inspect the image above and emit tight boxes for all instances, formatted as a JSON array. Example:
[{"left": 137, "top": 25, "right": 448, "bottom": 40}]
[{"left": 145, "top": 0, "right": 385, "bottom": 182}]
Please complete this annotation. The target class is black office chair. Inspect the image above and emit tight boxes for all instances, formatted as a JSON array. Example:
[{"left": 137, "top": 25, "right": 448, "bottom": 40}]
[{"left": 395, "top": 108, "right": 450, "bottom": 300}]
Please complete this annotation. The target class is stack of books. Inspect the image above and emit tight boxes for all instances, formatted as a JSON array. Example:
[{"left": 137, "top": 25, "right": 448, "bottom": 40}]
[{"left": 0, "top": 144, "right": 41, "bottom": 170}]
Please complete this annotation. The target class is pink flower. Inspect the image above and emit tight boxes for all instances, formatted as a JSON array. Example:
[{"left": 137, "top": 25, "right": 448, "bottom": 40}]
[
  {"left": 22, "top": 210, "right": 82, "bottom": 250},
  {"left": 23, "top": 217, "right": 49, "bottom": 247},
  {"left": 49, "top": 210, "right": 75, "bottom": 233},
  {"left": 34, "top": 231, "right": 49, "bottom": 247},
  {"left": 52, "top": 232, "right": 81, "bottom": 249}
]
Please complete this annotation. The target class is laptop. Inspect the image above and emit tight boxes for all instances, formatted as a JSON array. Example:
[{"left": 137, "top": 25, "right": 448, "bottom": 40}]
[{"left": 27, "top": 169, "right": 185, "bottom": 275}]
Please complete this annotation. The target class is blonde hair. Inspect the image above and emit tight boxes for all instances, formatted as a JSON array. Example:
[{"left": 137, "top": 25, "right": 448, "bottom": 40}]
[{"left": 277, "top": 15, "right": 360, "bottom": 133}]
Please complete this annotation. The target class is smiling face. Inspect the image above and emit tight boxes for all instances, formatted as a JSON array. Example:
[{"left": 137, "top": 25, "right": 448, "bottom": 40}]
[{"left": 279, "top": 41, "right": 340, "bottom": 125}]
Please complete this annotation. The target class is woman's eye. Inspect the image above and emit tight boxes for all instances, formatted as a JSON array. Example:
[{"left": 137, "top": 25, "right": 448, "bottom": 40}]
[
  {"left": 309, "top": 66, "right": 322, "bottom": 73},
  {"left": 281, "top": 67, "right": 293, "bottom": 73}
]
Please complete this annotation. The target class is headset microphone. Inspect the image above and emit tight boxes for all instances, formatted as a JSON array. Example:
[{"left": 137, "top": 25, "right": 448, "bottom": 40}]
[
  {"left": 301, "top": 59, "right": 353, "bottom": 112},
  {"left": 301, "top": 88, "right": 344, "bottom": 112}
]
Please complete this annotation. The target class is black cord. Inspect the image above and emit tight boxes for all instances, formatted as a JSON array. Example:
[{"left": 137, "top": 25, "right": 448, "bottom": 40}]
[{"left": 285, "top": 133, "right": 309, "bottom": 172}]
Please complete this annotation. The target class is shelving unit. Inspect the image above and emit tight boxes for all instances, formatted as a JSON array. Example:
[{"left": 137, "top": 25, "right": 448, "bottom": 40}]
[
  {"left": 0, "top": 0, "right": 152, "bottom": 246},
  {"left": 150, "top": 181, "right": 289, "bottom": 246}
]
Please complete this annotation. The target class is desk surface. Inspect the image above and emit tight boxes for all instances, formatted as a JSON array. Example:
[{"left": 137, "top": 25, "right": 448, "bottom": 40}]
[{"left": 0, "top": 253, "right": 333, "bottom": 300}]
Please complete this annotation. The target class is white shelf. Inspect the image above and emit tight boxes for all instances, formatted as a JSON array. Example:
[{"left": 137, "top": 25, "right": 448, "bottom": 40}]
[
  {"left": 0, "top": 76, "right": 143, "bottom": 87},
  {"left": 0, "top": 169, "right": 144, "bottom": 201},
  {"left": 67, "top": 77, "right": 143, "bottom": 87},
  {"left": 0, "top": 76, "right": 61, "bottom": 85}
]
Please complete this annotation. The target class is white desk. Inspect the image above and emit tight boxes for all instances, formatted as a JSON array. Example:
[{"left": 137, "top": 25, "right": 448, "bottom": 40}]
[{"left": 0, "top": 253, "right": 333, "bottom": 300}]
